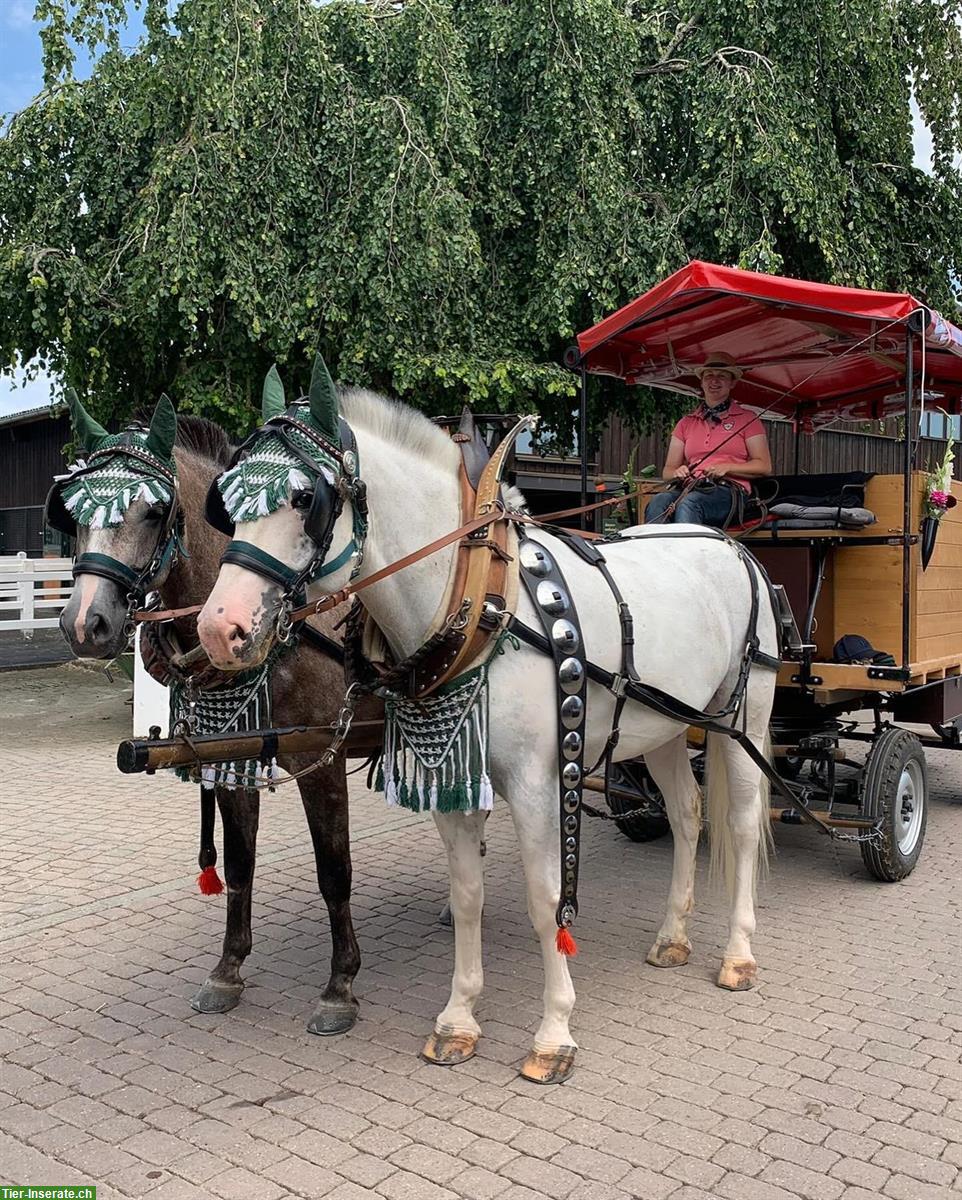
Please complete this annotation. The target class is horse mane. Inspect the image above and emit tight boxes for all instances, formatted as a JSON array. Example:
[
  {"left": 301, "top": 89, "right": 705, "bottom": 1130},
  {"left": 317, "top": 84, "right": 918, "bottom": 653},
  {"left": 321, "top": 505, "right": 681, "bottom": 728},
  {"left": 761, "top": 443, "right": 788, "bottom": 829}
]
[
  {"left": 339, "top": 386, "right": 458, "bottom": 467},
  {"left": 174, "top": 415, "right": 236, "bottom": 467}
]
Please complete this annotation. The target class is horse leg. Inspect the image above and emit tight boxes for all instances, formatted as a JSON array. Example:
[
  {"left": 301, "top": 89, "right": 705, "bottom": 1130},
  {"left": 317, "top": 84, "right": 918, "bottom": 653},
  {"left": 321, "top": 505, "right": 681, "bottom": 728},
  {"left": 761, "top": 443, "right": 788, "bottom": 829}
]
[
  {"left": 508, "top": 791, "right": 577, "bottom": 1085},
  {"left": 191, "top": 786, "right": 259, "bottom": 1014},
  {"left": 707, "top": 728, "right": 770, "bottom": 991},
  {"left": 642, "top": 734, "right": 702, "bottom": 969},
  {"left": 297, "top": 764, "right": 361, "bottom": 1036},
  {"left": 421, "top": 810, "right": 486, "bottom": 1066}
]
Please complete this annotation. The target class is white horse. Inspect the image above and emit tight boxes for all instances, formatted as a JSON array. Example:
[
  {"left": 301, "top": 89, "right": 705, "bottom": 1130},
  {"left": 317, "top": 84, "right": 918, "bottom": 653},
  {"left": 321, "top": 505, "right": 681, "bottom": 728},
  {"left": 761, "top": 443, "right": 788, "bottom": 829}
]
[{"left": 197, "top": 373, "right": 778, "bottom": 1083}]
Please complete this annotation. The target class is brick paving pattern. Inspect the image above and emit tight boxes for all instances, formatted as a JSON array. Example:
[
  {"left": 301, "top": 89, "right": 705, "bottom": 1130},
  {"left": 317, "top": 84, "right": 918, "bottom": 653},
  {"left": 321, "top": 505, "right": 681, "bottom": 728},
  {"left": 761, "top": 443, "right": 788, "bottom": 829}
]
[{"left": 1, "top": 665, "right": 960, "bottom": 1198}]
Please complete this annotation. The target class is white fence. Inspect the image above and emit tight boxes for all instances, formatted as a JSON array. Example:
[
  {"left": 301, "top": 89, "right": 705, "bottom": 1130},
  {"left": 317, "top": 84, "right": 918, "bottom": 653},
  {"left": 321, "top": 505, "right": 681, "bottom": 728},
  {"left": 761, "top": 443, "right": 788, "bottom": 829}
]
[{"left": 0, "top": 554, "right": 73, "bottom": 636}]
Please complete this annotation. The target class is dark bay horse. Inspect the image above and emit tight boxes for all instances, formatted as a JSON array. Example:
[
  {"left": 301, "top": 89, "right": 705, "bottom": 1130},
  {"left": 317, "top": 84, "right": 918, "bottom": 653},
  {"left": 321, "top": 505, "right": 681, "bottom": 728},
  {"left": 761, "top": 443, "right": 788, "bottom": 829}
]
[{"left": 56, "top": 401, "right": 364, "bottom": 1034}]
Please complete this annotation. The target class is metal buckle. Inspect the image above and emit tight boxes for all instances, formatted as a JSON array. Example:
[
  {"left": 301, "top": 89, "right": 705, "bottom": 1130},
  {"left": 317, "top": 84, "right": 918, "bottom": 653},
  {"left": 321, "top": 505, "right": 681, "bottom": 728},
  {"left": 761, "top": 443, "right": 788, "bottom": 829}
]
[
  {"left": 451, "top": 599, "right": 472, "bottom": 630},
  {"left": 610, "top": 673, "right": 628, "bottom": 699},
  {"left": 276, "top": 604, "right": 295, "bottom": 644}
]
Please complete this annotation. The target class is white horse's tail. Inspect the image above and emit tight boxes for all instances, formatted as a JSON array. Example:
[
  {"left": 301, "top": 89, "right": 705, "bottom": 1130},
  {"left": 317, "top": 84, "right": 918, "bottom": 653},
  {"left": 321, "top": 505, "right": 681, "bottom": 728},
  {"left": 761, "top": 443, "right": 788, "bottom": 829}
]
[{"left": 706, "top": 731, "right": 773, "bottom": 897}]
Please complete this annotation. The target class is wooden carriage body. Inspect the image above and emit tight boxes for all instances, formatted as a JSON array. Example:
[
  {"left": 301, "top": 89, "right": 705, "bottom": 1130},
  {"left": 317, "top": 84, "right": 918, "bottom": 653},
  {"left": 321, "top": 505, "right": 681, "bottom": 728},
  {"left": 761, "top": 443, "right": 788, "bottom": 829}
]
[{"left": 746, "top": 473, "right": 962, "bottom": 703}]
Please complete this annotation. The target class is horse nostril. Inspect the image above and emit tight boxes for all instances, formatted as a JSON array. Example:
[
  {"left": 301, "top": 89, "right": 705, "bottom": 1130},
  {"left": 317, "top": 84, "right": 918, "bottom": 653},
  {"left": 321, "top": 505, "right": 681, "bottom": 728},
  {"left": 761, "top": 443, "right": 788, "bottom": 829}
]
[
  {"left": 87, "top": 611, "right": 106, "bottom": 640},
  {"left": 226, "top": 624, "right": 247, "bottom": 646}
]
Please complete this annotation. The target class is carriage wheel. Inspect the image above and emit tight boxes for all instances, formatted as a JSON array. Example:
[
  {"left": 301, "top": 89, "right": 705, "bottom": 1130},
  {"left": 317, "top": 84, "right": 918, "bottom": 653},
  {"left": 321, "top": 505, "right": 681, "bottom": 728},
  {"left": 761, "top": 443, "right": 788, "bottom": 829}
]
[
  {"left": 859, "top": 727, "right": 927, "bottom": 881},
  {"left": 607, "top": 763, "right": 671, "bottom": 843}
]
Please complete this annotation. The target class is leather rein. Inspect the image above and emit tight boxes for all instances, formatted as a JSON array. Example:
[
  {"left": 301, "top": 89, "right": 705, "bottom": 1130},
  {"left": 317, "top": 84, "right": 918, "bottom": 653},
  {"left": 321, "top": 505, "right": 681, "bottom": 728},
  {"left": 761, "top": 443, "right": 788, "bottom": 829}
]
[{"left": 133, "top": 478, "right": 670, "bottom": 628}]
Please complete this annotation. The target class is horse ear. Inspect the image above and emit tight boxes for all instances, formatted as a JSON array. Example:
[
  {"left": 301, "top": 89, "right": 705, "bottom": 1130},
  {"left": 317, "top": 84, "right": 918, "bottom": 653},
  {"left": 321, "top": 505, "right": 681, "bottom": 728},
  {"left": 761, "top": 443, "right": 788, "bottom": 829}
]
[
  {"left": 66, "top": 388, "right": 110, "bottom": 453},
  {"left": 146, "top": 394, "right": 177, "bottom": 461},
  {"left": 308, "top": 352, "right": 340, "bottom": 442},
  {"left": 262, "top": 364, "right": 286, "bottom": 422}
]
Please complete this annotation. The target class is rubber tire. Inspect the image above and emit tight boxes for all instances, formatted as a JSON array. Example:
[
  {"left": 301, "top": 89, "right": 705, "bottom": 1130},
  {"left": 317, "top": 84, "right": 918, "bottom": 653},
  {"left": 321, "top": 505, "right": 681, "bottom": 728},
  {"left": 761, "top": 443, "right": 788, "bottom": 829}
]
[
  {"left": 859, "top": 727, "right": 928, "bottom": 882},
  {"left": 608, "top": 762, "right": 671, "bottom": 843}
]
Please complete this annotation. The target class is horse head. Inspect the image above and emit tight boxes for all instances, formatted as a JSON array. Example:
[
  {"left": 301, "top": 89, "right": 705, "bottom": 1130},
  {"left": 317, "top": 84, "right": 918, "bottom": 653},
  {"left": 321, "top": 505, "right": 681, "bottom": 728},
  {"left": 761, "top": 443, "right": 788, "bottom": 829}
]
[
  {"left": 198, "top": 355, "right": 367, "bottom": 671},
  {"left": 52, "top": 391, "right": 182, "bottom": 658}
]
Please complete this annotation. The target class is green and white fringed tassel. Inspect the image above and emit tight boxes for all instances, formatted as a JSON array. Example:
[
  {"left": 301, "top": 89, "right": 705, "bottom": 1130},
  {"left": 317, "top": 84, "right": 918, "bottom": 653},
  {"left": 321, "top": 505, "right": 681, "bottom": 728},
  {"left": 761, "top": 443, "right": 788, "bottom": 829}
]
[
  {"left": 376, "top": 666, "right": 495, "bottom": 814},
  {"left": 171, "top": 655, "right": 280, "bottom": 790},
  {"left": 60, "top": 467, "right": 173, "bottom": 529}
]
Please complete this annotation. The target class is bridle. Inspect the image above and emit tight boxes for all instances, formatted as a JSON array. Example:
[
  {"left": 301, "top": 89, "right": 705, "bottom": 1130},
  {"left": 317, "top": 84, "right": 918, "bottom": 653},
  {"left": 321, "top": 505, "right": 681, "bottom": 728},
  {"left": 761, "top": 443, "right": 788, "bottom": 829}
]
[
  {"left": 44, "top": 437, "right": 185, "bottom": 633},
  {"left": 204, "top": 404, "right": 369, "bottom": 638}
]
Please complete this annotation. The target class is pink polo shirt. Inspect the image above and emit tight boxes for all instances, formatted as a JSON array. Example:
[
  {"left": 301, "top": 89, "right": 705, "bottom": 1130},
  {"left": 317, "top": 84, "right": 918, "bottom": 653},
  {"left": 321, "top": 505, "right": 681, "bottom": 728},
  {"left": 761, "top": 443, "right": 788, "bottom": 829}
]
[{"left": 672, "top": 403, "right": 766, "bottom": 493}]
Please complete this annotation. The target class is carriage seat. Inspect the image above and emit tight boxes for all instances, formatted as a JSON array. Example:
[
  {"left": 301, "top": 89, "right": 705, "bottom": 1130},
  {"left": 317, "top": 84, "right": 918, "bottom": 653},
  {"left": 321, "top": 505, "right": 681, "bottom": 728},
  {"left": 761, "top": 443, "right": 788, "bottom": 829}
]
[{"left": 727, "top": 471, "right": 877, "bottom": 537}]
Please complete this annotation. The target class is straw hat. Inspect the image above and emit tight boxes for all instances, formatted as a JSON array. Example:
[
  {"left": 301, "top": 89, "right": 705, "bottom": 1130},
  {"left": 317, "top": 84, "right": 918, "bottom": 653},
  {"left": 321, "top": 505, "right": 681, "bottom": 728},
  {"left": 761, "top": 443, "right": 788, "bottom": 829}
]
[{"left": 693, "top": 352, "right": 743, "bottom": 380}]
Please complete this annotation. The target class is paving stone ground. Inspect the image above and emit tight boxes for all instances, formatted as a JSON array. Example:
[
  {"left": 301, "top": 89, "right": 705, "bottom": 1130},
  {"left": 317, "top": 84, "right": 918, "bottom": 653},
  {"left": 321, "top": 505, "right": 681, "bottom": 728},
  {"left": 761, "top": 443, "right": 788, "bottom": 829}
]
[
  {"left": 0, "top": 627, "right": 74, "bottom": 670},
  {"left": 1, "top": 664, "right": 960, "bottom": 1200}
]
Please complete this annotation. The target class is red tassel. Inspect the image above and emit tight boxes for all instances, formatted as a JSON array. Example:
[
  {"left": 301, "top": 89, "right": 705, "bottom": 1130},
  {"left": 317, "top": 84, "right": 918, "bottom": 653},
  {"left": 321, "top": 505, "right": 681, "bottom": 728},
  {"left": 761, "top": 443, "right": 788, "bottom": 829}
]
[
  {"left": 556, "top": 926, "right": 578, "bottom": 957},
  {"left": 197, "top": 866, "right": 224, "bottom": 896}
]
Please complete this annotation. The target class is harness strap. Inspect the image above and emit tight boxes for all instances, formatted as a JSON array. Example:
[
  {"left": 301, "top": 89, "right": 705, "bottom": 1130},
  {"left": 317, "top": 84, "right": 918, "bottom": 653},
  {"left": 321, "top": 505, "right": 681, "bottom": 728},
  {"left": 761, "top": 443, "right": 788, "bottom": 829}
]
[
  {"left": 299, "top": 623, "right": 346, "bottom": 665},
  {"left": 505, "top": 617, "right": 831, "bottom": 835},
  {"left": 517, "top": 534, "right": 589, "bottom": 944},
  {"left": 73, "top": 552, "right": 142, "bottom": 590},
  {"left": 317, "top": 538, "right": 360, "bottom": 579},
  {"left": 287, "top": 509, "right": 502, "bottom": 621},
  {"left": 222, "top": 541, "right": 305, "bottom": 592}
]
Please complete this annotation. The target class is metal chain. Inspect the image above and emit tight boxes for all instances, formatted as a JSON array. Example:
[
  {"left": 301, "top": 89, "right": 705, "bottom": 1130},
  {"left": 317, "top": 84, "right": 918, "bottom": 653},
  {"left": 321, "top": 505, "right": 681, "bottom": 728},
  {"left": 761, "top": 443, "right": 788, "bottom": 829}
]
[
  {"left": 318, "top": 683, "right": 362, "bottom": 767},
  {"left": 828, "top": 824, "right": 884, "bottom": 846},
  {"left": 580, "top": 797, "right": 665, "bottom": 823}
]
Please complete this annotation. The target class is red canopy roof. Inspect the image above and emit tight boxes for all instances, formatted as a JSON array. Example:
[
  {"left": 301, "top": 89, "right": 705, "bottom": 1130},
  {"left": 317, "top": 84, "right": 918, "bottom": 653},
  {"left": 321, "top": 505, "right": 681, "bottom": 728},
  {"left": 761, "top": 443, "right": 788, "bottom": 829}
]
[{"left": 575, "top": 261, "right": 962, "bottom": 426}]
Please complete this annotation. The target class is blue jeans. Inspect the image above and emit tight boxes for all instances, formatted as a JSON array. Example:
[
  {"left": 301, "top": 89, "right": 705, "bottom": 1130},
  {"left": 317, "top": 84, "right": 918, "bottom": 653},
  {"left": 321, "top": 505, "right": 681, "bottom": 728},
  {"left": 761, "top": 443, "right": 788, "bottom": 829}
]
[{"left": 645, "top": 483, "right": 737, "bottom": 527}]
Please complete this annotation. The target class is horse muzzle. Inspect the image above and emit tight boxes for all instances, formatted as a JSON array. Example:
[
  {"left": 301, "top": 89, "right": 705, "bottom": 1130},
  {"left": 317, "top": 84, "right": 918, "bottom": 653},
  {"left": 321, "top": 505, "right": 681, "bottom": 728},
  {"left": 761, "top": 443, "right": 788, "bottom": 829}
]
[
  {"left": 197, "top": 595, "right": 277, "bottom": 671},
  {"left": 60, "top": 578, "right": 130, "bottom": 659}
]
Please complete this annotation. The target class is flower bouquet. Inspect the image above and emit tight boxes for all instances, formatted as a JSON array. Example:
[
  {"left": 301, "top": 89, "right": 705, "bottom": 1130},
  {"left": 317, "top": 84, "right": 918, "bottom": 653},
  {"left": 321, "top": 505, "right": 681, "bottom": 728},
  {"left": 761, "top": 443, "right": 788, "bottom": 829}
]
[{"left": 920, "top": 416, "right": 957, "bottom": 569}]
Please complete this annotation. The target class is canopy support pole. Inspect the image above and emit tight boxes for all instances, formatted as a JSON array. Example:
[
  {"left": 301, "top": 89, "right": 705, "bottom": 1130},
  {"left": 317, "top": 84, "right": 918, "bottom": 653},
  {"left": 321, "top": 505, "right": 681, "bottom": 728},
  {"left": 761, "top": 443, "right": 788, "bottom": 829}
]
[
  {"left": 901, "top": 325, "right": 915, "bottom": 671},
  {"left": 579, "top": 365, "right": 589, "bottom": 530},
  {"left": 792, "top": 406, "right": 801, "bottom": 474}
]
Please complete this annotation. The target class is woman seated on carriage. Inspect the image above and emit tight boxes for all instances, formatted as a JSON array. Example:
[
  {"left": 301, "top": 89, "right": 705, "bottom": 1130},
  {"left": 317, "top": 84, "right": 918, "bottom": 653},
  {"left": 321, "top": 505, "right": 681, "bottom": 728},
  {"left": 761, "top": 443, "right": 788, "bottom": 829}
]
[{"left": 644, "top": 352, "right": 773, "bottom": 527}]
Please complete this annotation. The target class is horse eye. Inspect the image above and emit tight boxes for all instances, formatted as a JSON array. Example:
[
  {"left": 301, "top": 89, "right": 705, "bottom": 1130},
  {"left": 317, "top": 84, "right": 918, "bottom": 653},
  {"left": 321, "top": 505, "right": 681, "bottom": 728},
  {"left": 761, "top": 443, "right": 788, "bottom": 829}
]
[
  {"left": 291, "top": 491, "right": 312, "bottom": 511},
  {"left": 143, "top": 505, "right": 165, "bottom": 523}
]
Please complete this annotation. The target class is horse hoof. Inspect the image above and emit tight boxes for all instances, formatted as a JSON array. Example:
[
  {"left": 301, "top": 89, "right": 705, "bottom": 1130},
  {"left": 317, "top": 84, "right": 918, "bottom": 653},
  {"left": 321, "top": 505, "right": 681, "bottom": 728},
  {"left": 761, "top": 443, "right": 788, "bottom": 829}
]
[
  {"left": 717, "top": 958, "right": 757, "bottom": 991},
  {"left": 646, "top": 940, "right": 691, "bottom": 968},
  {"left": 420, "top": 1026, "right": 478, "bottom": 1066},
  {"left": 438, "top": 902, "right": 453, "bottom": 927},
  {"left": 519, "top": 1046, "right": 577, "bottom": 1085},
  {"left": 307, "top": 1001, "right": 359, "bottom": 1037},
  {"left": 190, "top": 980, "right": 243, "bottom": 1014}
]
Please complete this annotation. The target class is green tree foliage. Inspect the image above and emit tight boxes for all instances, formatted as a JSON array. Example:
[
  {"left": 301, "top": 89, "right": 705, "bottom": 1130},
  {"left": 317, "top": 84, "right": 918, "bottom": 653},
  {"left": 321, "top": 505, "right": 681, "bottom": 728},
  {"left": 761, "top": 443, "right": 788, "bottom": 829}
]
[{"left": 1, "top": 0, "right": 960, "bottom": 438}]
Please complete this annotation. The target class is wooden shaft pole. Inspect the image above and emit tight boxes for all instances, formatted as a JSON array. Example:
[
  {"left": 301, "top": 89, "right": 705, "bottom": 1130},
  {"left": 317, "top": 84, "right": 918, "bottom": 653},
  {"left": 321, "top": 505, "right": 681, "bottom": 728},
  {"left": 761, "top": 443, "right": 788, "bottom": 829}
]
[{"left": 117, "top": 720, "right": 385, "bottom": 774}]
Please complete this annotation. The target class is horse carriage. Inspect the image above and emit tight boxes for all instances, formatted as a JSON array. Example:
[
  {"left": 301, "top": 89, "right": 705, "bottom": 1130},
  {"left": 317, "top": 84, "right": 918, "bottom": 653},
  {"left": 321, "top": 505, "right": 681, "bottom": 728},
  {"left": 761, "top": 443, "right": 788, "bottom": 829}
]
[
  {"left": 569, "top": 262, "right": 962, "bottom": 881},
  {"left": 48, "top": 260, "right": 961, "bottom": 1081}
]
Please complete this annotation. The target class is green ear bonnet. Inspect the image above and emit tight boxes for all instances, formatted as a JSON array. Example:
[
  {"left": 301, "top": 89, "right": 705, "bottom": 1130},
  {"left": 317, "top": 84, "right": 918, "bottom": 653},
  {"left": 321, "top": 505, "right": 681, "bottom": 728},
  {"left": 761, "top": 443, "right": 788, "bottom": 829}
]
[
  {"left": 59, "top": 393, "right": 177, "bottom": 529},
  {"left": 217, "top": 356, "right": 342, "bottom": 524}
]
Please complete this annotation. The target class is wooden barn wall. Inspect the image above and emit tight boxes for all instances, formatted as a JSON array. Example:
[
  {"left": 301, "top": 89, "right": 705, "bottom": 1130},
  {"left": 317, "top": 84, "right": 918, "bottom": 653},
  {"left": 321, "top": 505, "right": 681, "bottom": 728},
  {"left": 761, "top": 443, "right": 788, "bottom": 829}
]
[
  {"left": 0, "top": 415, "right": 70, "bottom": 508},
  {"left": 598, "top": 415, "right": 962, "bottom": 482}
]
